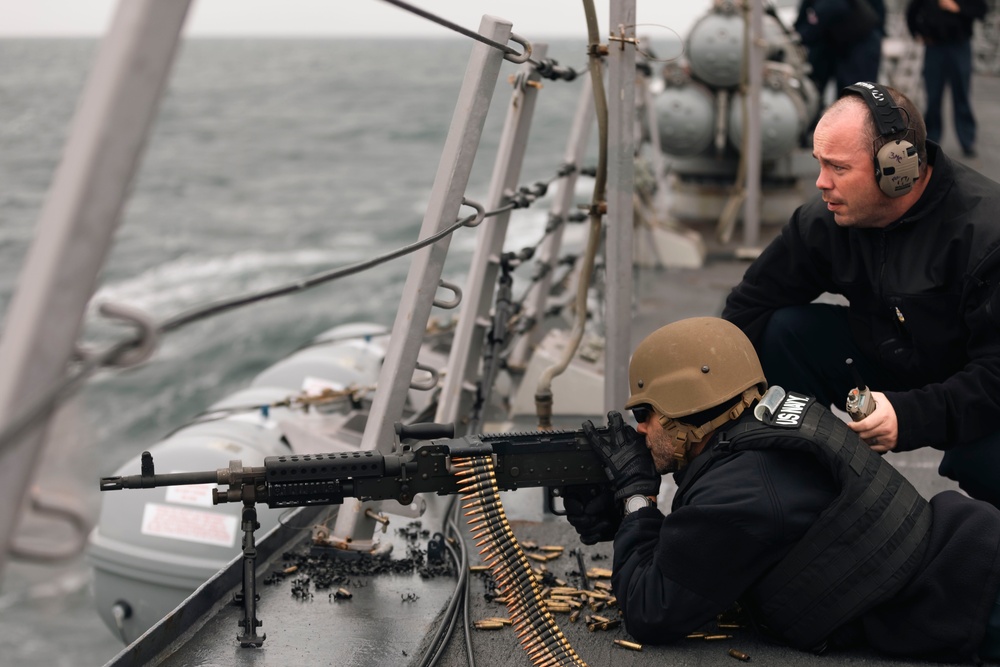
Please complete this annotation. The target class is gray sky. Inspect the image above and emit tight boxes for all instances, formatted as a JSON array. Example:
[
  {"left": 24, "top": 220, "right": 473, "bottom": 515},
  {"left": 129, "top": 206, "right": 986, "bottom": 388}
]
[{"left": 0, "top": 1, "right": 712, "bottom": 38}]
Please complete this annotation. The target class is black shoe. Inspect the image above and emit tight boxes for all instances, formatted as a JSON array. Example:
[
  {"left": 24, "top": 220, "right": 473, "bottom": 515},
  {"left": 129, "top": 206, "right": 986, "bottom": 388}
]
[{"left": 962, "top": 146, "right": 978, "bottom": 158}]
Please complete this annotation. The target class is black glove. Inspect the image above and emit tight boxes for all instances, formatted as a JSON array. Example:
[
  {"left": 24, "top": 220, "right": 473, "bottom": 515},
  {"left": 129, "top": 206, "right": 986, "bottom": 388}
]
[
  {"left": 563, "top": 484, "right": 620, "bottom": 545},
  {"left": 583, "top": 410, "right": 660, "bottom": 502}
]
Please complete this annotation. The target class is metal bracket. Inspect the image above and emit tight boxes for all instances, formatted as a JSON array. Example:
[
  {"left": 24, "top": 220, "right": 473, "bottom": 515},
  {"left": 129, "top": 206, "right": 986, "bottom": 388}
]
[
  {"left": 460, "top": 197, "right": 486, "bottom": 228},
  {"left": 433, "top": 279, "right": 463, "bottom": 309},
  {"left": 504, "top": 33, "right": 532, "bottom": 64},
  {"left": 409, "top": 362, "right": 440, "bottom": 391},
  {"left": 608, "top": 24, "right": 639, "bottom": 51},
  {"left": 75, "top": 302, "right": 158, "bottom": 369},
  {"left": 8, "top": 486, "right": 90, "bottom": 563}
]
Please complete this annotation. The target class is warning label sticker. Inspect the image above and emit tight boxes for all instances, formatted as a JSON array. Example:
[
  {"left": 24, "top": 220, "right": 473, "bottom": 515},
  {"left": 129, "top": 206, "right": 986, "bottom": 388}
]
[
  {"left": 164, "top": 483, "right": 215, "bottom": 507},
  {"left": 141, "top": 503, "right": 237, "bottom": 548}
]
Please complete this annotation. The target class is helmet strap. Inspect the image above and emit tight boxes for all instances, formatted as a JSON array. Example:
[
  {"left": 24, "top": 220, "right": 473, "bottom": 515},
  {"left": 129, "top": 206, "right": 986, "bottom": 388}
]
[{"left": 661, "top": 387, "right": 762, "bottom": 468}]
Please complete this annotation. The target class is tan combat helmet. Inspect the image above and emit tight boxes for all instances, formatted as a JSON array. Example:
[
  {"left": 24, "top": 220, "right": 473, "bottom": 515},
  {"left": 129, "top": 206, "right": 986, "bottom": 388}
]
[{"left": 625, "top": 317, "right": 767, "bottom": 456}]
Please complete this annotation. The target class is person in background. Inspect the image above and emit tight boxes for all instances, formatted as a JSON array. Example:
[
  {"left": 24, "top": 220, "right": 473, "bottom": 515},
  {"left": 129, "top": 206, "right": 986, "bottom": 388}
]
[
  {"left": 565, "top": 317, "right": 1000, "bottom": 661},
  {"left": 721, "top": 82, "right": 1000, "bottom": 509},
  {"left": 906, "top": 0, "right": 988, "bottom": 158},
  {"left": 795, "top": 0, "right": 886, "bottom": 103}
]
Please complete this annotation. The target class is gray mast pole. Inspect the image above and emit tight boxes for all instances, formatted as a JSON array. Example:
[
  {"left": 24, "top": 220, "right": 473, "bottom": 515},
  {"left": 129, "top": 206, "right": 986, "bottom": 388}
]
[
  {"left": 507, "top": 78, "right": 594, "bottom": 370},
  {"left": 0, "top": 0, "right": 192, "bottom": 578},
  {"left": 742, "top": 0, "right": 764, "bottom": 250},
  {"left": 434, "top": 44, "right": 548, "bottom": 429},
  {"left": 604, "top": 0, "right": 637, "bottom": 412},
  {"left": 333, "top": 16, "right": 512, "bottom": 547}
]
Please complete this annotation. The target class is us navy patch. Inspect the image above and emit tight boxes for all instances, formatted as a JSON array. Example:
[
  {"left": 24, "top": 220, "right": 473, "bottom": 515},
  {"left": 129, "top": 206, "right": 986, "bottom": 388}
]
[{"left": 771, "top": 392, "right": 813, "bottom": 429}]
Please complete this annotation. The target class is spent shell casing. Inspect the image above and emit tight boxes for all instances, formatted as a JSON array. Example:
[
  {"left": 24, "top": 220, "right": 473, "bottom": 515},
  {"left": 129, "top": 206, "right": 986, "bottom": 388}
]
[
  {"left": 482, "top": 616, "right": 512, "bottom": 625},
  {"left": 686, "top": 632, "right": 706, "bottom": 639},
  {"left": 728, "top": 648, "right": 751, "bottom": 661},
  {"left": 704, "top": 634, "right": 733, "bottom": 640},
  {"left": 613, "top": 639, "right": 643, "bottom": 651},
  {"left": 474, "top": 621, "right": 506, "bottom": 630}
]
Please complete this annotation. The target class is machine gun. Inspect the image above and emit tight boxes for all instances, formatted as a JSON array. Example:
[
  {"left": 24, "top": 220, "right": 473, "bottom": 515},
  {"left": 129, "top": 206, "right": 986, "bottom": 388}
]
[
  {"left": 100, "top": 422, "right": 609, "bottom": 508},
  {"left": 100, "top": 422, "right": 610, "bottom": 646}
]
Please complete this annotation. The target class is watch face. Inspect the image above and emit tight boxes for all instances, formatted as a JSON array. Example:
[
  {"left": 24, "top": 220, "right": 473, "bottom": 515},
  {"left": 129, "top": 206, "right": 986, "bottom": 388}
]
[{"left": 625, "top": 495, "right": 651, "bottom": 514}]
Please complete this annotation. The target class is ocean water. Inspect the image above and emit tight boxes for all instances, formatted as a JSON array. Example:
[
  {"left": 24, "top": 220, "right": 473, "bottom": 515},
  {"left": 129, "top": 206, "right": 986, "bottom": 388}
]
[{"left": 0, "top": 37, "right": 607, "bottom": 665}]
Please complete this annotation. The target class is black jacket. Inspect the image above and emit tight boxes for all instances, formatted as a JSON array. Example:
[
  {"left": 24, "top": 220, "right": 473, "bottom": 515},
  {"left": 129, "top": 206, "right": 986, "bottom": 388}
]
[
  {"left": 722, "top": 143, "right": 1000, "bottom": 451},
  {"left": 611, "top": 411, "right": 1000, "bottom": 661},
  {"left": 906, "top": 0, "right": 987, "bottom": 44}
]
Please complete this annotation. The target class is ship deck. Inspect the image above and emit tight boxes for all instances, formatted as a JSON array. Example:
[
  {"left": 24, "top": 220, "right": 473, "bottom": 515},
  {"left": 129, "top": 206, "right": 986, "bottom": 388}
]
[{"left": 92, "top": 74, "right": 1000, "bottom": 667}]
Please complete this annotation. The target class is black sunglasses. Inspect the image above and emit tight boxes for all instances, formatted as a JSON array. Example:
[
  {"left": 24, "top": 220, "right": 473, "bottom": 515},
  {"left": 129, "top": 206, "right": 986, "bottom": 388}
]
[{"left": 631, "top": 404, "right": 653, "bottom": 423}]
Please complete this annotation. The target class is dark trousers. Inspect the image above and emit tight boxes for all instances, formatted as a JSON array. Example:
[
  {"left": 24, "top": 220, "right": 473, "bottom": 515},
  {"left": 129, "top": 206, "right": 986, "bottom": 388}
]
[
  {"left": 923, "top": 39, "right": 976, "bottom": 151},
  {"left": 807, "top": 31, "right": 883, "bottom": 102},
  {"left": 758, "top": 304, "right": 1000, "bottom": 509}
]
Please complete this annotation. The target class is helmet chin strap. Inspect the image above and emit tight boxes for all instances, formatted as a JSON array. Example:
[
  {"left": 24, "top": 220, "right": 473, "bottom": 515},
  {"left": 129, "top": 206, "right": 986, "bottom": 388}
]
[{"left": 662, "top": 387, "right": 762, "bottom": 469}]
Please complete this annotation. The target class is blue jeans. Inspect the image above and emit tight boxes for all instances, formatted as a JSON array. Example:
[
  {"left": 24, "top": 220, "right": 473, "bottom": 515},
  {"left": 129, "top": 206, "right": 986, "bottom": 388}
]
[
  {"left": 923, "top": 39, "right": 976, "bottom": 151},
  {"left": 758, "top": 304, "right": 1000, "bottom": 509}
]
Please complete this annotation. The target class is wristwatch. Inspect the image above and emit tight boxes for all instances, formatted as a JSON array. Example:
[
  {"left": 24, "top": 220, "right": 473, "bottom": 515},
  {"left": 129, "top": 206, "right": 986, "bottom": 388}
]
[{"left": 623, "top": 494, "right": 655, "bottom": 515}]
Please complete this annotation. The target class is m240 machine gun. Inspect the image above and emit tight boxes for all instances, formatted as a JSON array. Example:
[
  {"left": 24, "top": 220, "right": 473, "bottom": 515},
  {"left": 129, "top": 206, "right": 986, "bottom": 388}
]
[{"left": 100, "top": 422, "right": 611, "bottom": 647}]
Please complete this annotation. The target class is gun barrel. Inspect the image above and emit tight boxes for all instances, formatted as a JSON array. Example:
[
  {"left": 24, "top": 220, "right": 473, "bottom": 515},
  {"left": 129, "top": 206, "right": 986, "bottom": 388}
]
[{"left": 100, "top": 469, "right": 223, "bottom": 491}]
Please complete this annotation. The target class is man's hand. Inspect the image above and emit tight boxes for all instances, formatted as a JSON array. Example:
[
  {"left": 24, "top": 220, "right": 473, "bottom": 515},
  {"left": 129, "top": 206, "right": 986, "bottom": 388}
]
[
  {"left": 582, "top": 411, "right": 660, "bottom": 501},
  {"left": 563, "top": 485, "right": 620, "bottom": 544},
  {"left": 847, "top": 391, "right": 898, "bottom": 453}
]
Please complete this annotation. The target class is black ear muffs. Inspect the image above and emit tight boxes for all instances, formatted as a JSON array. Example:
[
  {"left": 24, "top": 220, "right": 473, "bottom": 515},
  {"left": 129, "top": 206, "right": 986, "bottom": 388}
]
[{"left": 842, "top": 82, "right": 921, "bottom": 198}]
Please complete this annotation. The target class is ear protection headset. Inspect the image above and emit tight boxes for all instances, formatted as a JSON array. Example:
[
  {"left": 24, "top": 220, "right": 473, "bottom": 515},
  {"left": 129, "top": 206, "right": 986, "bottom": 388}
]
[{"left": 841, "top": 82, "right": 920, "bottom": 198}]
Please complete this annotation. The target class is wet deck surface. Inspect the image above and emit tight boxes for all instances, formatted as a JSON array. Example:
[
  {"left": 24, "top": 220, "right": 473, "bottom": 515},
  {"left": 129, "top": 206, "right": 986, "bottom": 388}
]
[{"left": 99, "top": 73, "right": 1000, "bottom": 667}]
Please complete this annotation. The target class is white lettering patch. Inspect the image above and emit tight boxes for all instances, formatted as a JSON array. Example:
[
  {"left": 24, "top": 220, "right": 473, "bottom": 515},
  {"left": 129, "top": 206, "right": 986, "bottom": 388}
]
[
  {"left": 141, "top": 502, "right": 237, "bottom": 548},
  {"left": 774, "top": 393, "right": 811, "bottom": 427}
]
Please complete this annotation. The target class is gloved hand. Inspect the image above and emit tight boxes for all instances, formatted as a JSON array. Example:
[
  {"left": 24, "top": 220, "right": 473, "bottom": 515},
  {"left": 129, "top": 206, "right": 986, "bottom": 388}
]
[
  {"left": 582, "top": 410, "right": 660, "bottom": 502},
  {"left": 563, "top": 484, "right": 620, "bottom": 545}
]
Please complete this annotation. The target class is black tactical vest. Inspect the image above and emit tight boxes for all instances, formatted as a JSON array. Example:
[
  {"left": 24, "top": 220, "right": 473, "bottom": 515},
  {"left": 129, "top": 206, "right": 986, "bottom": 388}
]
[{"left": 673, "top": 392, "right": 931, "bottom": 652}]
